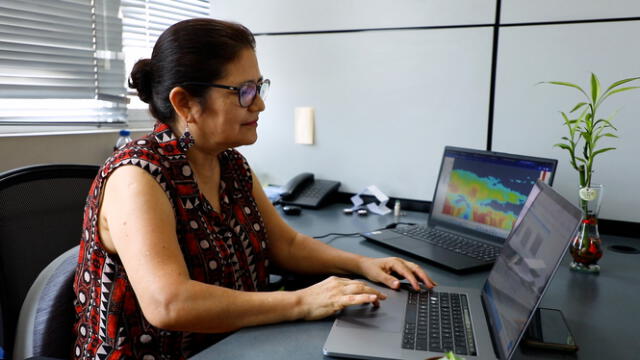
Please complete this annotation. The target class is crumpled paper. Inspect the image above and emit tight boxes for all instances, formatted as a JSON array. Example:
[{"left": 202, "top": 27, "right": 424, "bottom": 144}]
[{"left": 349, "top": 185, "right": 391, "bottom": 215}]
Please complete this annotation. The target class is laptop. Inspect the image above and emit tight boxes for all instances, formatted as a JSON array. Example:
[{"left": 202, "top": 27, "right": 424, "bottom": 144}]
[
  {"left": 323, "top": 180, "right": 581, "bottom": 360},
  {"left": 362, "top": 146, "right": 557, "bottom": 272}
]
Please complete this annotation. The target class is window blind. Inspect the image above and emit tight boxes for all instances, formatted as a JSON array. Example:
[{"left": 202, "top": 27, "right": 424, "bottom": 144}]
[
  {"left": 0, "top": 0, "right": 127, "bottom": 125},
  {"left": 121, "top": 0, "right": 209, "bottom": 109}
]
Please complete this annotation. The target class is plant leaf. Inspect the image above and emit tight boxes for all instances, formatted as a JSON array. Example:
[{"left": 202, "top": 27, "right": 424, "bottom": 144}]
[
  {"left": 608, "top": 86, "right": 640, "bottom": 96},
  {"left": 576, "top": 107, "right": 588, "bottom": 121},
  {"left": 560, "top": 113, "right": 576, "bottom": 136},
  {"left": 545, "top": 81, "right": 589, "bottom": 99},
  {"left": 592, "top": 147, "right": 616, "bottom": 158},
  {"left": 604, "top": 76, "right": 640, "bottom": 94},
  {"left": 596, "top": 113, "right": 619, "bottom": 131},
  {"left": 591, "top": 73, "right": 601, "bottom": 105},
  {"left": 570, "top": 102, "right": 588, "bottom": 113},
  {"left": 554, "top": 143, "right": 572, "bottom": 151},
  {"left": 560, "top": 114, "right": 579, "bottom": 125},
  {"left": 594, "top": 130, "right": 619, "bottom": 144},
  {"left": 598, "top": 86, "right": 640, "bottom": 106}
]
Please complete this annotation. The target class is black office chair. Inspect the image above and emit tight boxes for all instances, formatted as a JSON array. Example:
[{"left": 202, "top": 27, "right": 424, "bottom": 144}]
[
  {"left": 13, "top": 246, "right": 79, "bottom": 360},
  {"left": 0, "top": 164, "right": 99, "bottom": 359}
]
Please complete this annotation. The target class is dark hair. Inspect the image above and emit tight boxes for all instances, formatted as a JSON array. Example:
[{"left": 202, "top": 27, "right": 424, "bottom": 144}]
[{"left": 128, "top": 18, "right": 256, "bottom": 123}]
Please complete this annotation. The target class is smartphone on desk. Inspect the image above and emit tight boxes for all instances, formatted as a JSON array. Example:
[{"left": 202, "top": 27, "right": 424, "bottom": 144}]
[
  {"left": 279, "top": 172, "right": 340, "bottom": 209},
  {"left": 522, "top": 308, "right": 579, "bottom": 353}
]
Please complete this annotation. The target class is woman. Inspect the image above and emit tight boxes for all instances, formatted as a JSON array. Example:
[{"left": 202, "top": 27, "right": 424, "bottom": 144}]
[{"left": 73, "top": 18, "right": 435, "bottom": 359}]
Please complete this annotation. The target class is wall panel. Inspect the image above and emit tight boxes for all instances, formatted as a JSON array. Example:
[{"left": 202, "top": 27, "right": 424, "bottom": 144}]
[
  {"left": 502, "top": 0, "right": 640, "bottom": 23},
  {"left": 240, "top": 28, "right": 493, "bottom": 201},
  {"left": 493, "top": 21, "right": 640, "bottom": 222},
  {"left": 213, "top": 0, "right": 495, "bottom": 33}
]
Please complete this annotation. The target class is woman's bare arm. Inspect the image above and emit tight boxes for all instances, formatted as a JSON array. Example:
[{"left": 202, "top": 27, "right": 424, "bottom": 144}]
[
  {"left": 251, "top": 172, "right": 435, "bottom": 291},
  {"left": 99, "top": 166, "right": 386, "bottom": 332}
]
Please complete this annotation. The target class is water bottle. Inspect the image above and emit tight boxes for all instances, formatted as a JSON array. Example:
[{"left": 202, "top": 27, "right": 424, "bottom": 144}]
[
  {"left": 393, "top": 199, "right": 402, "bottom": 223},
  {"left": 114, "top": 129, "right": 132, "bottom": 151}
]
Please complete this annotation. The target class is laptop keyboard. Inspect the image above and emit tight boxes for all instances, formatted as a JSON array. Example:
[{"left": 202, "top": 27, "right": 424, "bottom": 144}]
[
  {"left": 401, "top": 290, "right": 477, "bottom": 356},
  {"left": 392, "top": 225, "right": 501, "bottom": 261}
]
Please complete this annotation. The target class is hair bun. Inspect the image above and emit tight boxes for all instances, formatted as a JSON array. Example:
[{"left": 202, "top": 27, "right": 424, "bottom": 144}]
[{"left": 128, "top": 59, "right": 154, "bottom": 103}]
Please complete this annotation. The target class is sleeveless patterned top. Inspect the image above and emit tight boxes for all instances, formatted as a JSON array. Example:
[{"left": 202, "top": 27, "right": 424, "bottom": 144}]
[{"left": 73, "top": 122, "right": 270, "bottom": 359}]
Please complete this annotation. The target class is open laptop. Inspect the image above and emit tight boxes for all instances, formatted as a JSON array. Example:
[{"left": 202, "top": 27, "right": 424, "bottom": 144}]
[
  {"left": 324, "top": 180, "right": 581, "bottom": 360},
  {"left": 362, "top": 146, "right": 557, "bottom": 272}
]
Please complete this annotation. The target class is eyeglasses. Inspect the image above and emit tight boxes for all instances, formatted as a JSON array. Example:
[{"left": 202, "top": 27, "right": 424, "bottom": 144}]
[{"left": 181, "top": 79, "right": 270, "bottom": 107}]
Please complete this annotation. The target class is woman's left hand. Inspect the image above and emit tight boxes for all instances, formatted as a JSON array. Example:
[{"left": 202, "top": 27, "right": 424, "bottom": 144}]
[{"left": 358, "top": 257, "right": 437, "bottom": 291}]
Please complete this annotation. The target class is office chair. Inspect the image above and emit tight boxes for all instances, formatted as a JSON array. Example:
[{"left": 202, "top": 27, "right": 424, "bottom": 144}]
[
  {"left": 13, "top": 246, "right": 78, "bottom": 360},
  {"left": 0, "top": 164, "right": 99, "bottom": 359}
]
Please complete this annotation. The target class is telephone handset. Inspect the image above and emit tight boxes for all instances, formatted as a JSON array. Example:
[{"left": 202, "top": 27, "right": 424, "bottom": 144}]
[{"left": 279, "top": 172, "right": 341, "bottom": 209}]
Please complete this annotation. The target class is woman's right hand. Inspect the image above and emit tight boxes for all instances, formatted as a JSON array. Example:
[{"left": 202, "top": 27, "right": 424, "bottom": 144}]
[{"left": 294, "top": 276, "right": 388, "bottom": 321}]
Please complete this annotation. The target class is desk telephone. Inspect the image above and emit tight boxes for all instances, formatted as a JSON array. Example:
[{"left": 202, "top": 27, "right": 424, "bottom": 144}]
[{"left": 279, "top": 172, "right": 340, "bottom": 209}]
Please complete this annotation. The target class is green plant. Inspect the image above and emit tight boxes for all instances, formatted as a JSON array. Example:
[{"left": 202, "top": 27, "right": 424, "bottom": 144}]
[
  {"left": 542, "top": 73, "right": 640, "bottom": 191},
  {"left": 431, "top": 351, "right": 464, "bottom": 360},
  {"left": 443, "top": 352, "right": 464, "bottom": 360}
]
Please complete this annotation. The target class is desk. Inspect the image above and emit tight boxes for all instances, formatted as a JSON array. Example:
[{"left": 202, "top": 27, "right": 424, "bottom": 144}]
[{"left": 192, "top": 204, "right": 640, "bottom": 359}]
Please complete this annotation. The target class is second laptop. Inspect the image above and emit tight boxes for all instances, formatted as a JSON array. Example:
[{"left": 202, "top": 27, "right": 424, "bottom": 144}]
[{"left": 361, "top": 146, "right": 557, "bottom": 272}]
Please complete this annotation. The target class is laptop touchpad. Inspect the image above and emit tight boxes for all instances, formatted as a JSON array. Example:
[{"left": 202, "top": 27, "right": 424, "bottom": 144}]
[{"left": 335, "top": 289, "right": 405, "bottom": 333}]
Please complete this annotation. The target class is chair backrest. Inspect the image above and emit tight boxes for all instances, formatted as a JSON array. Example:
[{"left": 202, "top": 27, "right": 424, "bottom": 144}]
[
  {"left": 13, "top": 246, "right": 79, "bottom": 360},
  {"left": 0, "top": 164, "right": 99, "bottom": 359}
]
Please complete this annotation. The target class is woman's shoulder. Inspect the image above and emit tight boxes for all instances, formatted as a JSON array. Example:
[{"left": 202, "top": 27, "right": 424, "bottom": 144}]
[
  {"left": 104, "top": 132, "right": 170, "bottom": 177},
  {"left": 98, "top": 134, "right": 178, "bottom": 204}
]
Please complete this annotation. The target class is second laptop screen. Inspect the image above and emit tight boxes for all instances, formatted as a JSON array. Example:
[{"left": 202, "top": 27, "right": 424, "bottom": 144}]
[{"left": 430, "top": 149, "right": 555, "bottom": 239}]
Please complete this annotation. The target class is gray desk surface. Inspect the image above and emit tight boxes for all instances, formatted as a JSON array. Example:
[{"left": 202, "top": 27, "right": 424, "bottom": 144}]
[{"left": 192, "top": 204, "right": 640, "bottom": 360}]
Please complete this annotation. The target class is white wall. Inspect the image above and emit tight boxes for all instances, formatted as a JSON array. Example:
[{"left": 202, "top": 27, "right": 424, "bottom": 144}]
[
  {"left": 0, "top": 129, "right": 148, "bottom": 173},
  {"left": 502, "top": 0, "right": 640, "bottom": 23},
  {"left": 216, "top": 1, "right": 494, "bottom": 201},
  {"left": 242, "top": 29, "right": 492, "bottom": 200},
  {"left": 213, "top": 0, "right": 495, "bottom": 32},
  {"left": 493, "top": 21, "right": 640, "bottom": 222},
  {"left": 214, "top": 1, "right": 640, "bottom": 223}
]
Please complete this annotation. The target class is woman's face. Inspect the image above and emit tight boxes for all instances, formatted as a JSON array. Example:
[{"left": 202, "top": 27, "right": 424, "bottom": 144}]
[{"left": 190, "top": 47, "right": 266, "bottom": 152}]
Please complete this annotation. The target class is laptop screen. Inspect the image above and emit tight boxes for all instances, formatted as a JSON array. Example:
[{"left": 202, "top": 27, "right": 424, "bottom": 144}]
[
  {"left": 481, "top": 181, "right": 581, "bottom": 360},
  {"left": 430, "top": 147, "right": 557, "bottom": 240}
]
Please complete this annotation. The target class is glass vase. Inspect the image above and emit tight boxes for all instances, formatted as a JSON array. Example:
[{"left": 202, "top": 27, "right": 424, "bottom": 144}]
[{"left": 569, "top": 184, "right": 604, "bottom": 273}]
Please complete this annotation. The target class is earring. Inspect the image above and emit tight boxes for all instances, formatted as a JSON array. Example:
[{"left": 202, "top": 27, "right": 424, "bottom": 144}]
[{"left": 178, "top": 123, "right": 195, "bottom": 152}]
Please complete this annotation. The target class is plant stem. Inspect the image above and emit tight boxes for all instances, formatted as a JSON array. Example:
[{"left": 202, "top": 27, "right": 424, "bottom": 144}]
[
  {"left": 580, "top": 199, "right": 589, "bottom": 216},
  {"left": 578, "top": 166, "right": 589, "bottom": 215},
  {"left": 585, "top": 105, "right": 594, "bottom": 188}
]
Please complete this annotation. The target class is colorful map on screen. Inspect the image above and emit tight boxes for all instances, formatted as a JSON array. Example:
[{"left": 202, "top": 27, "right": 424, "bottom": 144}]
[{"left": 443, "top": 169, "right": 528, "bottom": 231}]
